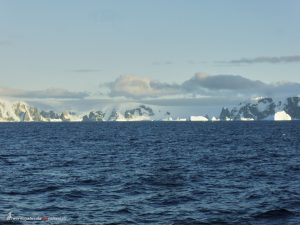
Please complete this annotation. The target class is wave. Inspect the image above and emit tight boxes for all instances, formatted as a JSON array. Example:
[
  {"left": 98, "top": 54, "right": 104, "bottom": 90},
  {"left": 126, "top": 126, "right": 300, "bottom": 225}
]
[{"left": 254, "top": 208, "right": 294, "bottom": 219}]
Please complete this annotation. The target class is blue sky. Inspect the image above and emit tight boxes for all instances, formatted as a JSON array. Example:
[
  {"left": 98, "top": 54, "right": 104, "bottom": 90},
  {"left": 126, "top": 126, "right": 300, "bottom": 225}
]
[{"left": 0, "top": 0, "right": 300, "bottom": 103}]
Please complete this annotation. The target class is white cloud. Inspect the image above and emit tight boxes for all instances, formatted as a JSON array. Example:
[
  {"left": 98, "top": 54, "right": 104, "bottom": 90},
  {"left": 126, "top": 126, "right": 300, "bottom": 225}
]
[{"left": 107, "top": 75, "right": 180, "bottom": 98}]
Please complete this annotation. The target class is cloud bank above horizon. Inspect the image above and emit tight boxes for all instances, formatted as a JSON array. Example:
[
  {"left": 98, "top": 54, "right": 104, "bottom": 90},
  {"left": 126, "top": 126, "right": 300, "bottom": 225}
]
[
  {"left": 105, "top": 73, "right": 300, "bottom": 100},
  {"left": 1, "top": 73, "right": 300, "bottom": 104}
]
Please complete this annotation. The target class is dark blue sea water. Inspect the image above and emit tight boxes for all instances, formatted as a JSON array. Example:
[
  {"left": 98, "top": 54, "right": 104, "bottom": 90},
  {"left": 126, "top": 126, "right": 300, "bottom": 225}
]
[{"left": 0, "top": 122, "right": 300, "bottom": 225}]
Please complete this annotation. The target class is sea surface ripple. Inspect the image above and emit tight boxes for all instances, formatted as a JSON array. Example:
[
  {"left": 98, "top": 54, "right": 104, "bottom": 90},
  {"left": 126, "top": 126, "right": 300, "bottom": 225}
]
[{"left": 0, "top": 122, "right": 300, "bottom": 224}]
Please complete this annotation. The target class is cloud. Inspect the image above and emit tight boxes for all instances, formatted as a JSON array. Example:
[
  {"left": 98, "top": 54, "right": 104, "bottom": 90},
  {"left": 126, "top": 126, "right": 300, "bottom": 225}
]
[
  {"left": 70, "top": 69, "right": 100, "bottom": 73},
  {"left": 264, "top": 81, "right": 300, "bottom": 98},
  {"left": 0, "top": 87, "right": 89, "bottom": 99},
  {"left": 182, "top": 73, "right": 265, "bottom": 91},
  {"left": 227, "top": 55, "right": 300, "bottom": 64},
  {"left": 104, "top": 73, "right": 300, "bottom": 99},
  {"left": 140, "top": 97, "right": 242, "bottom": 107},
  {"left": 107, "top": 75, "right": 180, "bottom": 98}
]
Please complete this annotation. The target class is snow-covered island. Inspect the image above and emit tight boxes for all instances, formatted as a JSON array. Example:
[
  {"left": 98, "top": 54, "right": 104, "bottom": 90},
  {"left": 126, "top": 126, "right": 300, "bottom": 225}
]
[
  {"left": 0, "top": 97, "right": 299, "bottom": 122},
  {"left": 219, "top": 97, "right": 299, "bottom": 121}
]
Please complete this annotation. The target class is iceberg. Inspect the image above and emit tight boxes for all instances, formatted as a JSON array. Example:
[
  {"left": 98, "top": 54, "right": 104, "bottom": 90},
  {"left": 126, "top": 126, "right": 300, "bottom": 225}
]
[
  {"left": 189, "top": 116, "right": 209, "bottom": 121},
  {"left": 274, "top": 111, "right": 292, "bottom": 121},
  {"left": 211, "top": 116, "right": 220, "bottom": 121}
]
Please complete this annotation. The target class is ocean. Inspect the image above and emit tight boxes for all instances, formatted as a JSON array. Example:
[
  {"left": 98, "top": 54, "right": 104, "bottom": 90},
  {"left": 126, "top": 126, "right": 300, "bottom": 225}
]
[{"left": 0, "top": 122, "right": 299, "bottom": 224}]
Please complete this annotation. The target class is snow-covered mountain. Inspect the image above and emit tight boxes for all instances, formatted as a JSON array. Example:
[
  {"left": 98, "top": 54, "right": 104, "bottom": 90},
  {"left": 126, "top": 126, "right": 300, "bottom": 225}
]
[
  {"left": 0, "top": 99, "right": 81, "bottom": 122},
  {"left": 219, "top": 97, "right": 300, "bottom": 121},
  {"left": 82, "top": 104, "right": 168, "bottom": 121},
  {"left": 0, "top": 97, "right": 299, "bottom": 122},
  {"left": 0, "top": 100, "right": 170, "bottom": 122},
  {"left": 0, "top": 100, "right": 43, "bottom": 122}
]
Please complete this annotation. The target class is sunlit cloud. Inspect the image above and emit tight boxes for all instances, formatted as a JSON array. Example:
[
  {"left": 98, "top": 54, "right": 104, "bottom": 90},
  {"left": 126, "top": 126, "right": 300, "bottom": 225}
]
[{"left": 103, "top": 73, "right": 300, "bottom": 99}]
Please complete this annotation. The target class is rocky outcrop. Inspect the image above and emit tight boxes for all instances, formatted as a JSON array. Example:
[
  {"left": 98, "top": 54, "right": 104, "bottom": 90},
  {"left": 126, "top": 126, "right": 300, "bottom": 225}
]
[
  {"left": 233, "top": 98, "right": 276, "bottom": 120},
  {"left": 59, "top": 111, "right": 80, "bottom": 122},
  {"left": 219, "top": 107, "right": 231, "bottom": 121},
  {"left": 82, "top": 111, "right": 105, "bottom": 122},
  {"left": 40, "top": 110, "right": 61, "bottom": 120},
  {"left": 124, "top": 105, "right": 154, "bottom": 119},
  {"left": 284, "top": 97, "right": 300, "bottom": 119}
]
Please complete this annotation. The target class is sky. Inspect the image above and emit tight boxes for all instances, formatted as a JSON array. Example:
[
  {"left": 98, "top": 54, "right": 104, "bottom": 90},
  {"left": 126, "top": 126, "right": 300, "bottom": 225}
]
[{"left": 0, "top": 0, "right": 300, "bottom": 110}]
